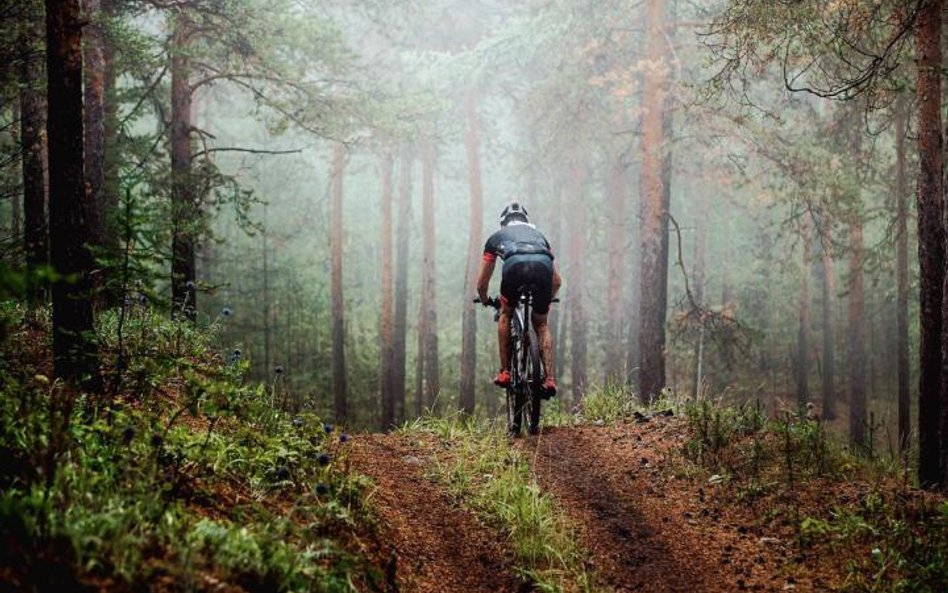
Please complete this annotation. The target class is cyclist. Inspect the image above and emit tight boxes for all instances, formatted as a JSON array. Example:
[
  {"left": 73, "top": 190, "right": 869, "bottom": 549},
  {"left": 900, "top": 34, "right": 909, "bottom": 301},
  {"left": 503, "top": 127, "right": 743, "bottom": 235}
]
[{"left": 476, "top": 201, "right": 562, "bottom": 396}]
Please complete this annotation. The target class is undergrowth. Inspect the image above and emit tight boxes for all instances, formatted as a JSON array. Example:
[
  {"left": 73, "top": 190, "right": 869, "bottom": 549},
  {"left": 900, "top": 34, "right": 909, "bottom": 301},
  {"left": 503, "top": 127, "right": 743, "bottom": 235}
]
[
  {"left": 559, "top": 381, "right": 677, "bottom": 426},
  {"left": 400, "top": 413, "right": 594, "bottom": 593},
  {"left": 0, "top": 302, "right": 375, "bottom": 592},
  {"left": 681, "top": 395, "right": 948, "bottom": 593}
]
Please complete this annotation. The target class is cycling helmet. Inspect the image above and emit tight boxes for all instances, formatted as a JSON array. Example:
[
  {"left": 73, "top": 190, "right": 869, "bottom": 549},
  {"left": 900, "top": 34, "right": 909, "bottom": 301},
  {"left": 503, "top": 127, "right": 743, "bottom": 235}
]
[{"left": 500, "top": 201, "right": 529, "bottom": 226}]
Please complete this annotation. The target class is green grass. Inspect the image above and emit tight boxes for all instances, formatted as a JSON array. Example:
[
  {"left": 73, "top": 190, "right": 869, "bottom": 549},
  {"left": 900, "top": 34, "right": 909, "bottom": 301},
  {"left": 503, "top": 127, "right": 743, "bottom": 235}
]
[
  {"left": 0, "top": 302, "right": 375, "bottom": 592},
  {"left": 679, "top": 395, "right": 948, "bottom": 593},
  {"left": 401, "top": 413, "right": 595, "bottom": 593}
]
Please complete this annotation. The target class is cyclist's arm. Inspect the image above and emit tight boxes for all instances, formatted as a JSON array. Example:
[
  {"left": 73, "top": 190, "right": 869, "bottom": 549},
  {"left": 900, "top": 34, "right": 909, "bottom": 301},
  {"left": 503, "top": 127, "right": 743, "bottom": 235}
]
[
  {"left": 552, "top": 264, "right": 562, "bottom": 297},
  {"left": 476, "top": 255, "right": 496, "bottom": 303}
]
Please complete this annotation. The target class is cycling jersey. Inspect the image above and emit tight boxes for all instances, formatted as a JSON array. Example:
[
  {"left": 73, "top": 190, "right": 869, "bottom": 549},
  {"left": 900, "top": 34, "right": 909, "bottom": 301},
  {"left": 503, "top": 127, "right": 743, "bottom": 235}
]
[
  {"left": 484, "top": 222, "right": 555, "bottom": 315},
  {"left": 482, "top": 221, "right": 554, "bottom": 263}
]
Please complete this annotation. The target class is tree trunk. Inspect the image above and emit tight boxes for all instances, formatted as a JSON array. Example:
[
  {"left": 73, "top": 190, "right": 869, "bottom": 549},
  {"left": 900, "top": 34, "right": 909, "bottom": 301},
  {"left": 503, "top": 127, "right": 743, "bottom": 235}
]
[
  {"left": 658, "top": 0, "right": 677, "bottom": 394},
  {"left": 82, "top": 0, "right": 108, "bottom": 255},
  {"left": 638, "top": 0, "right": 669, "bottom": 402},
  {"left": 45, "top": 0, "right": 102, "bottom": 390},
  {"left": 379, "top": 150, "right": 396, "bottom": 429},
  {"left": 819, "top": 221, "right": 837, "bottom": 421},
  {"left": 915, "top": 0, "right": 944, "bottom": 488},
  {"left": 568, "top": 160, "right": 587, "bottom": 403},
  {"left": 170, "top": 16, "right": 196, "bottom": 320},
  {"left": 604, "top": 134, "right": 627, "bottom": 384},
  {"left": 548, "top": 180, "right": 565, "bottom": 372},
  {"left": 421, "top": 137, "right": 439, "bottom": 410},
  {"left": 84, "top": 0, "right": 119, "bottom": 307},
  {"left": 626, "top": 167, "right": 642, "bottom": 388},
  {"left": 11, "top": 105, "right": 21, "bottom": 240},
  {"left": 414, "top": 301, "right": 425, "bottom": 417},
  {"left": 894, "top": 94, "right": 910, "bottom": 454},
  {"left": 797, "top": 214, "right": 811, "bottom": 409},
  {"left": 460, "top": 86, "right": 483, "bottom": 414},
  {"left": 102, "top": 0, "right": 119, "bottom": 235},
  {"left": 393, "top": 147, "right": 412, "bottom": 424},
  {"left": 21, "top": 3, "right": 49, "bottom": 307},
  {"left": 848, "top": 215, "right": 867, "bottom": 447},
  {"left": 262, "top": 206, "right": 271, "bottom": 378},
  {"left": 691, "top": 185, "right": 708, "bottom": 400},
  {"left": 330, "top": 143, "right": 348, "bottom": 421}
]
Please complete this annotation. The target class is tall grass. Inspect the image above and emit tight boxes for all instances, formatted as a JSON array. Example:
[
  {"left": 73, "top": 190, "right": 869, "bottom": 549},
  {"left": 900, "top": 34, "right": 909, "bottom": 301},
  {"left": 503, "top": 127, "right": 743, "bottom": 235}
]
[{"left": 402, "top": 414, "right": 595, "bottom": 593}]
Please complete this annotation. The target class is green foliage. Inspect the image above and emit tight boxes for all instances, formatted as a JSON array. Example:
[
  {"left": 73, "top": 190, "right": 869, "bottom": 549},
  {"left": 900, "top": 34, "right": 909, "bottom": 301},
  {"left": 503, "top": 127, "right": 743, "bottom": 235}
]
[
  {"left": 553, "top": 383, "right": 679, "bottom": 426},
  {"left": 183, "top": 518, "right": 360, "bottom": 593},
  {"left": 0, "top": 305, "right": 373, "bottom": 591},
  {"left": 798, "top": 494, "right": 948, "bottom": 593},
  {"left": 706, "top": 0, "right": 913, "bottom": 105},
  {"left": 682, "top": 396, "right": 848, "bottom": 494},
  {"left": 574, "top": 381, "right": 637, "bottom": 423},
  {"left": 683, "top": 398, "right": 766, "bottom": 466},
  {"left": 682, "top": 397, "right": 948, "bottom": 592}
]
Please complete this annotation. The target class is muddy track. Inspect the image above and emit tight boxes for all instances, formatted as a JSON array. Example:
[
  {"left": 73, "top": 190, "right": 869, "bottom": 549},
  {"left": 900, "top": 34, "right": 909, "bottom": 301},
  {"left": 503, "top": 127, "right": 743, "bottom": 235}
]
[
  {"left": 349, "top": 434, "right": 528, "bottom": 593},
  {"left": 523, "top": 423, "right": 714, "bottom": 592},
  {"left": 523, "top": 421, "right": 803, "bottom": 593},
  {"left": 350, "top": 421, "right": 826, "bottom": 593}
]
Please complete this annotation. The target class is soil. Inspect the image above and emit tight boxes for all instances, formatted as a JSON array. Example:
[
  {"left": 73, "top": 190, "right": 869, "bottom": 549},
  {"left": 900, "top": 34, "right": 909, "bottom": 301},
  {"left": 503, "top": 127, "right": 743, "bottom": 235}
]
[
  {"left": 522, "top": 419, "right": 831, "bottom": 592},
  {"left": 349, "top": 433, "right": 529, "bottom": 593},
  {"left": 350, "top": 417, "right": 858, "bottom": 593}
]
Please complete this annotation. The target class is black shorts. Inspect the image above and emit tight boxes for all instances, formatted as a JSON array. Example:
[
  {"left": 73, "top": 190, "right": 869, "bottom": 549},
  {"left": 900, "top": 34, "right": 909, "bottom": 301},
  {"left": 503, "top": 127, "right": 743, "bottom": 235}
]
[{"left": 500, "top": 254, "right": 554, "bottom": 314}]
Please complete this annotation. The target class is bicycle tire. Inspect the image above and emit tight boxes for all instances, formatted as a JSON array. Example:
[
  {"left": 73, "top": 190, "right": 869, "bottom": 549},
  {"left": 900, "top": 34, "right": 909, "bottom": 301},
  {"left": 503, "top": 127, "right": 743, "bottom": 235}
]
[
  {"left": 506, "top": 312, "right": 525, "bottom": 435},
  {"left": 525, "top": 324, "right": 542, "bottom": 432}
]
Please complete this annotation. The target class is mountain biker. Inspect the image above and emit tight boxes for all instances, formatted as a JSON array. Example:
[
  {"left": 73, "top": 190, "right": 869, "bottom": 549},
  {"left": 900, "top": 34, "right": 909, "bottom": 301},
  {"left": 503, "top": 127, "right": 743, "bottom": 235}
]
[{"left": 476, "top": 201, "right": 562, "bottom": 396}]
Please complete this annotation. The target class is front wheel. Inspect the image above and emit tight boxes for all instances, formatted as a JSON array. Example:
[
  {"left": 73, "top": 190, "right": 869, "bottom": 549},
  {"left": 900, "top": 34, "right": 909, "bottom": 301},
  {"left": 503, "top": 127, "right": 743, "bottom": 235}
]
[{"left": 506, "top": 313, "right": 525, "bottom": 435}]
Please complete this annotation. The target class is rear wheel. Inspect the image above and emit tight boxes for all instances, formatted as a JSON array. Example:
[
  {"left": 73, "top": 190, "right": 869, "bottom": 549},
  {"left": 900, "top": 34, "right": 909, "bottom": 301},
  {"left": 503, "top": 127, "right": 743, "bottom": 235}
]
[{"left": 524, "top": 326, "right": 542, "bottom": 433}]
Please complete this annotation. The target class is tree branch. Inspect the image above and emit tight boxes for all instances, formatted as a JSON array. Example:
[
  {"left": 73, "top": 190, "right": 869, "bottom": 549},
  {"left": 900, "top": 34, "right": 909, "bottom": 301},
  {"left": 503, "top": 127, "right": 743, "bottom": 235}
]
[
  {"left": 667, "top": 211, "right": 752, "bottom": 365},
  {"left": 119, "top": 62, "right": 170, "bottom": 130},
  {"left": 192, "top": 146, "right": 303, "bottom": 160}
]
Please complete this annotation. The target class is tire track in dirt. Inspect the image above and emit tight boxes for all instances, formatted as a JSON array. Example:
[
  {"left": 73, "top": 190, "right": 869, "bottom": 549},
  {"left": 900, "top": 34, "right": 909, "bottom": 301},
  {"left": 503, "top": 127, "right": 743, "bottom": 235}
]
[
  {"left": 350, "top": 433, "right": 528, "bottom": 593},
  {"left": 523, "top": 421, "right": 789, "bottom": 593}
]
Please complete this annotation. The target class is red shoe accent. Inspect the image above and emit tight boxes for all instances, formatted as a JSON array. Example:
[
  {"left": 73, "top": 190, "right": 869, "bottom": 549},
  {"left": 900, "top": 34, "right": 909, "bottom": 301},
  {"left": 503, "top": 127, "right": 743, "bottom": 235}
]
[
  {"left": 542, "top": 377, "right": 557, "bottom": 397},
  {"left": 493, "top": 369, "right": 512, "bottom": 388}
]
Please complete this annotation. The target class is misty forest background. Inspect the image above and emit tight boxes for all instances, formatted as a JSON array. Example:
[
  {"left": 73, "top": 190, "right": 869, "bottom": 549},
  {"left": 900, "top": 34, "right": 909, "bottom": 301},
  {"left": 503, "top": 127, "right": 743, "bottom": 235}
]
[{"left": 5, "top": 0, "right": 948, "bottom": 486}]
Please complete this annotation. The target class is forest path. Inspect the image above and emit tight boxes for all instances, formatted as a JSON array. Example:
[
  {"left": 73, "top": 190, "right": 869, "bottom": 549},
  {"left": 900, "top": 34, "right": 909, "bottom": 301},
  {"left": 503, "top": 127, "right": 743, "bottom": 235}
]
[
  {"left": 520, "top": 419, "right": 806, "bottom": 593},
  {"left": 351, "top": 418, "right": 830, "bottom": 593},
  {"left": 349, "top": 433, "right": 529, "bottom": 593}
]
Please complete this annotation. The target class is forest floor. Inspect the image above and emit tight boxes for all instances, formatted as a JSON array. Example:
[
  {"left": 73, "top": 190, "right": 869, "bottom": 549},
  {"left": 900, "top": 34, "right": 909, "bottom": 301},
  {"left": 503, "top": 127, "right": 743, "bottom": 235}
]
[
  {"left": 347, "top": 413, "right": 939, "bottom": 593},
  {"left": 349, "top": 433, "right": 527, "bottom": 593},
  {"left": 5, "top": 309, "right": 946, "bottom": 593}
]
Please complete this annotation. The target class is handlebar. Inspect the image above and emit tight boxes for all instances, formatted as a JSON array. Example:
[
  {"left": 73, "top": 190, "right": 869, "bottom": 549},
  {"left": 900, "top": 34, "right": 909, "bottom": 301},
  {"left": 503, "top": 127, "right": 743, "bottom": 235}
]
[
  {"left": 473, "top": 296, "right": 501, "bottom": 309},
  {"left": 473, "top": 296, "right": 560, "bottom": 309}
]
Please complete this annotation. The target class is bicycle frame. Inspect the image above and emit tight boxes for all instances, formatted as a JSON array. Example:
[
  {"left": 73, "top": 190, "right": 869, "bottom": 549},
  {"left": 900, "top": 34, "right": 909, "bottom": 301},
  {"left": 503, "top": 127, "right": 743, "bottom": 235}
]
[{"left": 476, "top": 291, "right": 543, "bottom": 436}]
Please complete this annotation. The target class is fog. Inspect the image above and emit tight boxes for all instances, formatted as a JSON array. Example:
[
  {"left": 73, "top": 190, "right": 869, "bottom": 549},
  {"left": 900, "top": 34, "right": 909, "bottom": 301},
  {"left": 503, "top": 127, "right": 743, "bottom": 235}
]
[{"left": 0, "top": 0, "right": 915, "bottom": 440}]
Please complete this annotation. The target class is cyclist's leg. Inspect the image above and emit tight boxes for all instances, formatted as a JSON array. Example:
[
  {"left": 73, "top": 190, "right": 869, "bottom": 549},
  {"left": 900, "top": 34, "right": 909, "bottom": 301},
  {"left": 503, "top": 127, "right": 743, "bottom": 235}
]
[
  {"left": 533, "top": 312, "right": 554, "bottom": 381},
  {"left": 497, "top": 297, "right": 514, "bottom": 371},
  {"left": 528, "top": 257, "right": 556, "bottom": 392},
  {"left": 495, "top": 262, "right": 520, "bottom": 385}
]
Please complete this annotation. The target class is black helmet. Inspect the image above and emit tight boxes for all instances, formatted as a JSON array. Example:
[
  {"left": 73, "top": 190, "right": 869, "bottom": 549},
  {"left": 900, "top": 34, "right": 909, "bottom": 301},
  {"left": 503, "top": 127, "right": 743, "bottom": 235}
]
[{"left": 500, "top": 201, "right": 529, "bottom": 226}]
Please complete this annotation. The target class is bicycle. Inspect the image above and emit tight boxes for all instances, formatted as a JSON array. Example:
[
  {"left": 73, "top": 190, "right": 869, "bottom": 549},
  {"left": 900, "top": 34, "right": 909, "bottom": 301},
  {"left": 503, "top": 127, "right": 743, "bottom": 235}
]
[{"left": 476, "top": 289, "right": 556, "bottom": 436}]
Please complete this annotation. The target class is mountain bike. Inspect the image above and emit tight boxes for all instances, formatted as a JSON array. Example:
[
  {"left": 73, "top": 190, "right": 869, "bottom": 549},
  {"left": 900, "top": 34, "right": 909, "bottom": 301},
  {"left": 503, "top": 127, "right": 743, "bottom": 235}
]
[{"left": 476, "top": 289, "right": 556, "bottom": 436}]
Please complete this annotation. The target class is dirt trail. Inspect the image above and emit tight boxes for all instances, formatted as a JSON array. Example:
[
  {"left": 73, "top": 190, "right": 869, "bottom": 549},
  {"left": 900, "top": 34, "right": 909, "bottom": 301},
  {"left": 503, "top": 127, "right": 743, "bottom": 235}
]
[
  {"left": 351, "top": 419, "right": 831, "bottom": 593},
  {"left": 523, "top": 420, "right": 811, "bottom": 593},
  {"left": 349, "top": 433, "right": 528, "bottom": 593}
]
